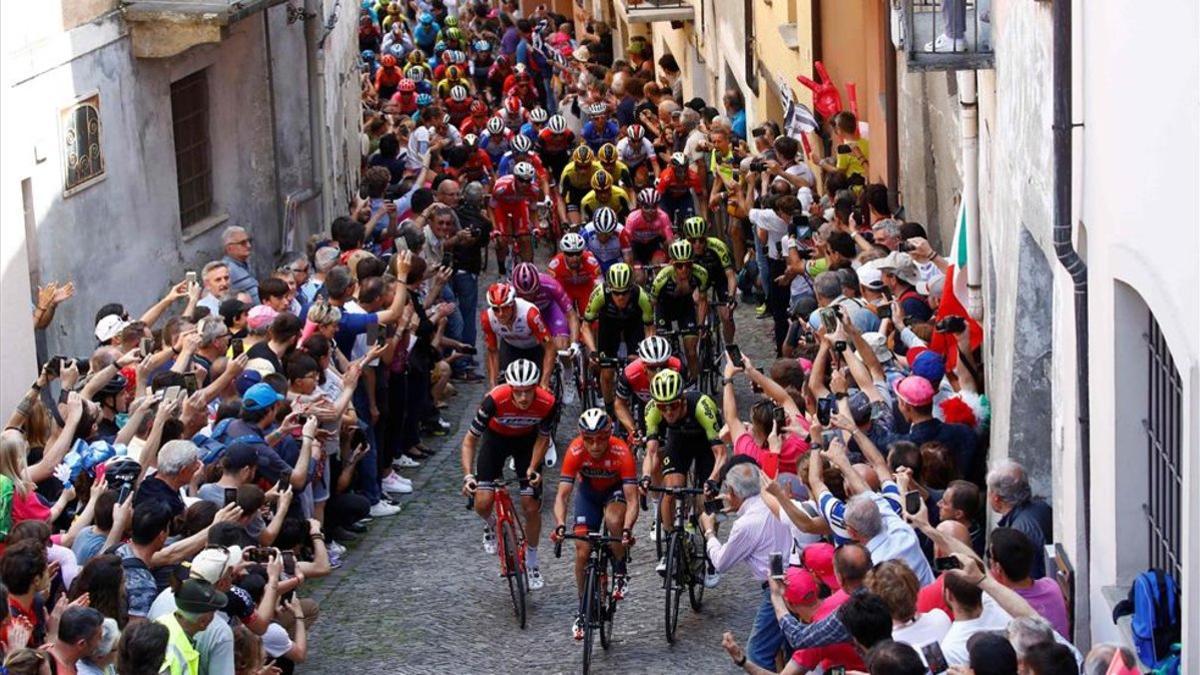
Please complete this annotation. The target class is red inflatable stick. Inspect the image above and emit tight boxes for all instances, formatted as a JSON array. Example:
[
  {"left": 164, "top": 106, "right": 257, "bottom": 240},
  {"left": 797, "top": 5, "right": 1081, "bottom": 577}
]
[
  {"left": 845, "top": 82, "right": 858, "bottom": 118},
  {"left": 796, "top": 61, "right": 843, "bottom": 119}
]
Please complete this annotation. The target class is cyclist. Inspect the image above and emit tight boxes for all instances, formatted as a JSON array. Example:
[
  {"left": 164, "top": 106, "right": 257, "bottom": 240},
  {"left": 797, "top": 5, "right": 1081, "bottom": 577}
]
[
  {"left": 581, "top": 103, "right": 620, "bottom": 151},
  {"left": 520, "top": 106, "right": 549, "bottom": 142},
  {"left": 455, "top": 133, "right": 494, "bottom": 185},
  {"left": 443, "top": 84, "right": 474, "bottom": 127},
  {"left": 547, "top": 233, "right": 602, "bottom": 312},
  {"left": 391, "top": 78, "right": 418, "bottom": 115},
  {"left": 374, "top": 54, "right": 404, "bottom": 100},
  {"left": 490, "top": 161, "right": 545, "bottom": 267},
  {"left": 499, "top": 95, "right": 527, "bottom": 133},
  {"left": 596, "top": 143, "right": 633, "bottom": 189},
  {"left": 650, "top": 240, "right": 710, "bottom": 383},
  {"left": 656, "top": 152, "right": 705, "bottom": 225},
  {"left": 406, "top": 65, "right": 432, "bottom": 95},
  {"left": 613, "top": 335, "right": 682, "bottom": 446},
  {"left": 538, "top": 114, "right": 577, "bottom": 182},
  {"left": 461, "top": 359, "right": 558, "bottom": 591},
  {"left": 551, "top": 409, "right": 639, "bottom": 639},
  {"left": 511, "top": 262, "right": 578, "bottom": 353},
  {"left": 624, "top": 188, "right": 674, "bottom": 281},
  {"left": 481, "top": 282, "right": 557, "bottom": 390},
  {"left": 641, "top": 369, "right": 727, "bottom": 575},
  {"left": 435, "top": 64, "right": 471, "bottom": 99},
  {"left": 682, "top": 216, "right": 738, "bottom": 344},
  {"left": 580, "top": 207, "right": 632, "bottom": 273},
  {"left": 581, "top": 170, "right": 632, "bottom": 221},
  {"left": 581, "top": 263, "right": 654, "bottom": 410},
  {"left": 560, "top": 145, "right": 600, "bottom": 225},
  {"left": 617, "top": 123, "right": 660, "bottom": 189},
  {"left": 480, "top": 115, "right": 513, "bottom": 165}
]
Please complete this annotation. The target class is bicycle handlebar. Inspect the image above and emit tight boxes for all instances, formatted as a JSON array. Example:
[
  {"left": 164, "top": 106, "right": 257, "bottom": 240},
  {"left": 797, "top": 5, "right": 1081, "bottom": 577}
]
[{"left": 554, "top": 531, "right": 625, "bottom": 558}]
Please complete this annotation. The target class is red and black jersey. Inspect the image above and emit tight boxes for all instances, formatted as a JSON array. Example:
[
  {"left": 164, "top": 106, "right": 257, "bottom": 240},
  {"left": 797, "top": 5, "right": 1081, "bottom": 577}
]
[
  {"left": 469, "top": 384, "right": 558, "bottom": 437},
  {"left": 559, "top": 437, "right": 637, "bottom": 492},
  {"left": 615, "top": 357, "right": 684, "bottom": 403},
  {"left": 538, "top": 128, "right": 576, "bottom": 155}
]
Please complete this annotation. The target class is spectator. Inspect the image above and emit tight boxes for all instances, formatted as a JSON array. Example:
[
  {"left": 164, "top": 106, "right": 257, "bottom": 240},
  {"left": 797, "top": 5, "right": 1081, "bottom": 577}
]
[
  {"left": 936, "top": 478, "right": 985, "bottom": 555},
  {"left": 156, "top": 579, "right": 228, "bottom": 675},
  {"left": 70, "top": 488, "right": 118, "bottom": 566},
  {"left": 198, "top": 262, "right": 231, "bottom": 315},
  {"left": 1021, "top": 641, "right": 1080, "bottom": 675},
  {"left": 46, "top": 606, "right": 104, "bottom": 673},
  {"left": 221, "top": 226, "right": 259, "bottom": 304},
  {"left": 865, "top": 640, "right": 927, "bottom": 675},
  {"left": 116, "top": 621, "right": 170, "bottom": 675},
  {"left": 77, "top": 616, "right": 120, "bottom": 675},
  {"left": 863, "top": 560, "right": 951, "bottom": 657},
  {"left": 68, "top": 554, "right": 128, "bottom": 627},
  {"left": 966, "top": 631, "right": 1019, "bottom": 675},
  {"left": 987, "top": 461, "right": 1053, "bottom": 579},
  {"left": 133, "top": 439, "right": 201, "bottom": 519},
  {"left": 876, "top": 252, "right": 933, "bottom": 323},
  {"left": 0, "top": 540, "right": 50, "bottom": 647},
  {"left": 895, "top": 376, "right": 981, "bottom": 485},
  {"left": 724, "top": 88, "right": 747, "bottom": 140},
  {"left": 988, "top": 528, "right": 1069, "bottom": 636},
  {"left": 938, "top": 570, "right": 1013, "bottom": 665}
]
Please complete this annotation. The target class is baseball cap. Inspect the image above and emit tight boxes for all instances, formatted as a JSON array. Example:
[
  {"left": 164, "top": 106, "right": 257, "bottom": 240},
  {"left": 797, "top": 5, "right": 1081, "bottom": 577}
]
[
  {"left": 784, "top": 567, "right": 822, "bottom": 606},
  {"left": 856, "top": 262, "right": 885, "bottom": 292},
  {"left": 247, "top": 305, "right": 278, "bottom": 332},
  {"left": 911, "top": 350, "right": 946, "bottom": 385},
  {"left": 573, "top": 45, "right": 591, "bottom": 62},
  {"left": 223, "top": 442, "right": 259, "bottom": 470},
  {"left": 235, "top": 370, "right": 262, "bottom": 396},
  {"left": 244, "top": 358, "right": 277, "bottom": 377},
  {"left": 242, "top": 382, "right": 284, "bottom": 412},
  {"left": 95, "top": 314, "right": 130, "bottom": 342},
  {"left": 800, "top": 542, "right": 838, "bottom": 590},
  {"left": 187, "top": 546, "right": 243, "bottom": 585},
  {"left": 175, "top": 579, "right": 227, "bottom": 613},
  {"left": 876, "top": 251, "right": 927, "bottom": 292},
  {"left": 861, "top": 332, "right": 894, "bottom": 363},
  {"left": 847, "top": 390, "right": 871, "bottom": 425},
  {"left": 895, "top": 375, "right": 935, "bottom": 407}
]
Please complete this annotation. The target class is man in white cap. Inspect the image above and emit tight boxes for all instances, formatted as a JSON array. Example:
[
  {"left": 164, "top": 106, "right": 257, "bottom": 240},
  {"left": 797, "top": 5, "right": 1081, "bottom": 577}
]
[
  {"left": 876, "top": 251, "right": 933, "bottom": 323},
  {"left": 94, "top": 314, "right": 130, "bottom": 347},
  {"left": 149, "top": 543, "right": 249, "bottom": 675}
]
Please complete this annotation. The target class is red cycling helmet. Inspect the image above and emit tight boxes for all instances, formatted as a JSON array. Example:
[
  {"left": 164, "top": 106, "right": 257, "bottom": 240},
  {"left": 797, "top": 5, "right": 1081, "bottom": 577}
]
[{"left": 486, "top": 282, "right": 517, "bottom": 309}]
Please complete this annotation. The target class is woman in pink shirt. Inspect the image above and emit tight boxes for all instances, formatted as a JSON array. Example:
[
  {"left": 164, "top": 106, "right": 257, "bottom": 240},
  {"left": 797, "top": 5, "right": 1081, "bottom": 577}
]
[{"left": 720, "top": 355, "right": 810, "bottom": 495}]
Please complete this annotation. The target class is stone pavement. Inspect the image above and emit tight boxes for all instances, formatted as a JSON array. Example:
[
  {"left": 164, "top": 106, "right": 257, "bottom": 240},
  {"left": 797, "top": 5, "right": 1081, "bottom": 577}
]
[{"left": 303, "top": 279, "right": 785, "bottom": 673}]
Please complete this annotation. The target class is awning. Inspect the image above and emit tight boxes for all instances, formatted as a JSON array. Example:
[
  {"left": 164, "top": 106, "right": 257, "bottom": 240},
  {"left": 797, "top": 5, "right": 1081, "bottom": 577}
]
[
  {"left": 614, "top": 0, "right": 695, "bottom": 25},
  {"left": 122, "top": 0, "right": 283, "bottom": 58}
]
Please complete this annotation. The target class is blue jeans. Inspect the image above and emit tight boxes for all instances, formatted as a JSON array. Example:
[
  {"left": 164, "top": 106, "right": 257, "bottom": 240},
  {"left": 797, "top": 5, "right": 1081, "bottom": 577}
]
[
  {"left": 747, "top": 587, "right": 785, "bottom": 668},
  {"left": 351, "top": 383, "right": 381, "bottom": 504},
  {"left": 438, "top": 284, "right": 469, "bottom": 374},
  {"left": 754, "top": 234, "right": 770, "bottom": 304},
  {"left": 451, "top": 271, "right": 480, "bottom": 353}
]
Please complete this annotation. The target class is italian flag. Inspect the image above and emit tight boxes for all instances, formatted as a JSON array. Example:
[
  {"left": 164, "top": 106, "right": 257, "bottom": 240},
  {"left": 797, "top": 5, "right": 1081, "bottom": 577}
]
[{"left": 931, "top": 200, "right": 984, "bottom": 366}]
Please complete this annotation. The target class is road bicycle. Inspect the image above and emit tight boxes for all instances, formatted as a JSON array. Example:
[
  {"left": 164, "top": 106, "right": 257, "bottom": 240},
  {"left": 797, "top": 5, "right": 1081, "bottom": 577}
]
[
  {"left": 642, "top": 483, "right": 710, "bottom": 643},
  {"left": 554, "top": 530, "right": 625, "bottom": 674},
  {"left": 466, "top": 476, "right": 529, "bottom": 628}
]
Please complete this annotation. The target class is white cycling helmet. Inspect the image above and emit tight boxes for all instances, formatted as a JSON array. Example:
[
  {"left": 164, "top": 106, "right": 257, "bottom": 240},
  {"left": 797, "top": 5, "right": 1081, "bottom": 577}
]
[
  {"left": 529, "top": 107, "right": 549, "bottom": 123},
  {"left": 578, "top": 408, "right": 611, "bottom": 434},
  {"left": 505, "top": 359, "right": 540, "bottom": 387},
  {"left": 511, "top": 134, "right": 532, "bottom": 153},
  {"left": 637, "top": 335, "right": 673, "bottom": 365},
  {"left": 486, "top": 116, "right": 505, "bottom": 135},
  {"left": 592, "top": 206, "right": 618, "bottom": 234},
  {"left": 450, "top": 84, "right": 468, "bottom": 102},
  {"left": 547, "top": 115, "right": 567, "bottom": 133},
  {"left": 637, "top": 187, "right": 659, "bottom": 207},
  {"left": 559, "top": 232, "right": 586, "bottom": 254},
  {"left": 513, "top": 161, "right": 536, "bottom": 182}
]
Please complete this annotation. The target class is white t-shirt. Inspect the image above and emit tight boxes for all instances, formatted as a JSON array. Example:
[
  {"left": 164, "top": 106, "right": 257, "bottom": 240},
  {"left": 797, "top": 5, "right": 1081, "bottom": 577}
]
[
  {"left": 893, "top": 609, "right": 952, "bottom": 665},
  {"left": 939, "top": 595, "right": 1013, "bottom": 665},
  {"left": 749, "top": 208, "right": 789, "bottom": 260}
]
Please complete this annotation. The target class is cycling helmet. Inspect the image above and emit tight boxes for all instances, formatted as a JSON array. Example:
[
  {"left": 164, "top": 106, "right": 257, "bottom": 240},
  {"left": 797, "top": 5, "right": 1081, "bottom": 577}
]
[
  {"left": 452, "top": 50, "right": 468, "bottom": 64},
  {"left": 449, "top": 84, "right": 468, "bottom": 101},
  {"left": 592, "top": 206, "right": 618, "bottom": 233},
  {"left": 361, "top": 49, "right": 376, "bottom": 62},
  {"left": 104, "top": 457, "right": 143, "bottom": 486},
  {"left": 380, "top": 54, "right": 398, "bottom": 68},
  {"left": 578, "top": 408, "right": 612, "bottom": 434},
  {"left": 406, "top": 66, "right": 425, "bottom": 81},
  {"left": 444, "top": 15, "right": 459, "bottom": 28},
  {"left": 529, "top": 107, "right": 549, "bottom": 123},
  {"left": 416, "top": 93, "right": 434, "bottom": 106},
  {"left": 486, "top": 116, "right": 505, "bottom": 135},
  {"left": 667, "top": 239, "right": 693, "bottom": 263},
  {"left": 637, "top": 335, "right": 673, "bottom": 365},
  {"left": 473, "top": 39, "right": 492, "bottom": 52},
  {"left": 572, "top": 145, "right": 594, "bottom": 164},
  {"left": 446, "top": 27, "right": 463, "bottom": 41},
  {"left": 605, "top": 262, "right": 633, "bottom": 291},
  {"left": 650, "top": 369, "right": 684, "bottom": 403},
  {"left": 559, "top": 232, "right": 586, "bottom": 254},
  {"left": 511, "top": 134, "right": 532, "bottom": 153},
  {"left": 588, "top": 103, "right": 608, "bottom": 117},
  {"left": 504, "top": 96, "right": 522, "bottom": 115},
  {"left": 512, "top": 161, "right": 536, "bottom": 183},
  {"left": 397, "top": 78, "right": 416, "bottom": 94},
  {"left": 463, "top": 133, "right": 479, "bottom": 148},
  {"left": 599, "top": 144, "right": 619, "bottom": 165},
  {"left": 670, "top": 152, "right": 688, "bottom": 168},
  {"left": 435, "top": 40, "right": 449, "bottom": 56},
  {"left": 505, "top": 359, "right": 541, "bottom": 388},
  {"left": 682, "top": 216, "right": 708, "bottom": 239},
  {"left": 408, "top": 49, "right": 425, "bottom": 65},
  {"left": 470, "top": 99, "right": 488, "bottom": 115},
  {"left": 486, "top": 282, "right": 516, "bottom": 309},
  {"left": 513, "top": 63, "right": 528, "bottom": 75},
  {"left": 446, "top": 65, "right": 462, "bottom": 80},
  {"left": 511, "top": 263, "right": 541, "bottom": 294},
  {"left": 590, "top": 170, "right": 613, "bottom": 191},
  {"left": 387, "top": 43, "right": 405, "bottom": 59},
  {"left": 626, "top": 124, "right": 645, "bottom": 141},
  {"left": 548, "top": 115, "right": 567, "bottom": 133},
  {"left": 419, "top": 11, "right": 434, "bottom": 24},
  {"left": 637, "top": 187, "right": 659, "bottom": 207}
]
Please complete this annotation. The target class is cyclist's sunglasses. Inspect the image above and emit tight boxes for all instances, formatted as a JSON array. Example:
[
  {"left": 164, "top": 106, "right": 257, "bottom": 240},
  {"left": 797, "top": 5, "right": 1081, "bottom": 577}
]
[
  {"left": 672, "top": 262, "right": 691, "bottom": 270},
  {"left": 611, "top": 288, "right": 631, "bottom": 296},
  {"left": 654, "top": 399, "right": 683, "bottom": 411},
  {"left": 564, "top": 251, "right": 583, "bottom": 258}
]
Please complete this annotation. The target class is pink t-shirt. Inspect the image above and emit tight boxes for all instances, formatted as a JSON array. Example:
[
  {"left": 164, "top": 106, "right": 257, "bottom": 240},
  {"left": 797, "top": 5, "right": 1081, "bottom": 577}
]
[
  {"left": 1015, "top": 577, "right": 1070, "bottom": 638},
  {"left": 733, "top": 430, "right": 809, "bottom": 477}
]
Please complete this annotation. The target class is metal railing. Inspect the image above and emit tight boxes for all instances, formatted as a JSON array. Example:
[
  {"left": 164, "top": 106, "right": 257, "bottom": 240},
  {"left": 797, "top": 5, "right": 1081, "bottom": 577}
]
[
  {"left": 1142, "top": 316, "right": 1182, "bottom": 581},
  {"left": 904, "top": 0, "right": 993, "bottom": 71}
]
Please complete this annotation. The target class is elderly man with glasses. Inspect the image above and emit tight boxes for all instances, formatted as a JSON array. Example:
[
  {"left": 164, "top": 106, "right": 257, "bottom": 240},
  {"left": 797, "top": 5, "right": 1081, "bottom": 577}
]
[{"left": 221, "top": 225, "right": 259, "bottom": 304}]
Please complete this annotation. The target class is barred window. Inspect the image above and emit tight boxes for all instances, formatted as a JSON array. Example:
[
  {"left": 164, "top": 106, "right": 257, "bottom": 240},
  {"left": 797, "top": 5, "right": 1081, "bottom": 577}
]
[
  {"left": 170, "top": 70, "right": 213, "bottom": 228},
  {"left": 1143, "top": 315, "right": 1182, "bottom": 580},
  {"left": 62, "top": 94, "right": 105, "bottom": 193}
]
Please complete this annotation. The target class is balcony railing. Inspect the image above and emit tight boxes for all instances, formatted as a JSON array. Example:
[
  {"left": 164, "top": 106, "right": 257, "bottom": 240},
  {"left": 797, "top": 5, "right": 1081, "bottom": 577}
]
[
  {"left": 903, "top": 0, "right": 993, "bottom": 71},
  {"left": 617, "top": 0, "right": 695, "bottom": 24}
]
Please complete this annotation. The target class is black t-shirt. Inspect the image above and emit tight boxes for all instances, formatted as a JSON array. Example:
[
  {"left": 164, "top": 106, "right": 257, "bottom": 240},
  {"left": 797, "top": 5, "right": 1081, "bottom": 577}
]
[
  {"left": 451, "top": 205, "right": 492, "bottom": 274},
  {"left": 245, "top": 341, "right": 283, "bottom": 373},
  {"left": 133, "top": 475, "right": 185, "bottom": 519}
]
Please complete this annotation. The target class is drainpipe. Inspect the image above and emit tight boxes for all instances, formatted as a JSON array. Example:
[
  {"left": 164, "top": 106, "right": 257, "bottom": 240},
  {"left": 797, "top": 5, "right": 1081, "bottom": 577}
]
[
  {"left": 263, "top": 11, "right": 286, "bottom": 255},
  {"left": 304, "top": 0, "right": 328, "bottom": 229},
  {"left": 955, "top": 70, "right": 982, "bottom": 320},
  {"left": 1051, "top": 0, "right": 1091, "bottom": 647}
]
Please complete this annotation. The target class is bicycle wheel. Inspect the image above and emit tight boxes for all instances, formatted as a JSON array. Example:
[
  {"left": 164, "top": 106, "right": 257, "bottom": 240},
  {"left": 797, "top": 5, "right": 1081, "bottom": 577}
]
[
  {"left": 599, "top": 553, "right": 615, "bottom": 649},
  {"left": 663, "top": 531, "right": 684, "bottom": 643},
  {"left": 687, "top": 530, "right": 707, "bottom": 611},
  {"left": 581, "top": 564, "right": 598, "bottom": 674},
  {"left": 501, "top": 520, "right": 527, "bottom": 629},
  {"left": 653, "top": 505, "right": 664, "bottom": 561}
]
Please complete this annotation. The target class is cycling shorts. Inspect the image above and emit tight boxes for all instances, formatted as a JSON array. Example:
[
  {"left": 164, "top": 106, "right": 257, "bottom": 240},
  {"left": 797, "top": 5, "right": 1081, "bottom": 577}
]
[
  {"left": 660, "top": 195, "right": 695, "bottom": 221},
  {"left": 563, "top": 286, "right": 595, "bottom": 314},
  {"left": 475, "top": 429, "right": 542, "bottom": 499},
  {"left": 573, "top": 482, "right": 626, "bottom": 532},
  {"left": 499, "top": 342, "right": 546, "bottom": 372},
  {"left": 597, "top": 318, "right": 646, "bottom": 359},
  {"left": 563, "top": 183, "right": 590, "bottom": 208},
  {"left": 493, "top": 204, "right": 532, "bottom": 237},
  {"left": 630, "top": 238, "right": 668, "bottom": 265},
  {"left": 540, "top": 302, "right": 570, "bottom": 337},
  {"left": 660, "top": 430, "right": 717, "bottom": 483},
  {"left": 656, "top": 301, "right": 698, "bottom": 335}
]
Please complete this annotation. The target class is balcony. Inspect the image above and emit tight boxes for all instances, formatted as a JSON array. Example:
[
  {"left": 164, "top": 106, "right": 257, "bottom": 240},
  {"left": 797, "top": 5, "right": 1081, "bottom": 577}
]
[
  {"left": 121, "top": 0, "right": 281, "bottom": 58},
  {"left": 614, "top": 0, "right": 695, "bottom": 25},
  {"left": 902, "top": 0, "right": 993, "bottom": 71}
]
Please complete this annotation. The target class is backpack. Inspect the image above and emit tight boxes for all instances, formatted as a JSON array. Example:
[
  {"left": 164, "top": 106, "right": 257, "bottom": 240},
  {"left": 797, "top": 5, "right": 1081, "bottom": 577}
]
[
  {"left": 1112, "top": 568, "right": 1181, "bottom": 668},
  {"left": 191, "top": 418, "right": 261, "bottom": 465}
]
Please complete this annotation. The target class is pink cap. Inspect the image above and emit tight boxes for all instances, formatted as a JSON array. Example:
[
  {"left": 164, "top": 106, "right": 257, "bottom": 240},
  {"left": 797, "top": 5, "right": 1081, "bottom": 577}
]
[
  {"left": 247, "top": 305, "right": 278, "bottom": 331},
  {"left": 895, "top": 375, "right": 935, "bottom": 407},
  {"left": 801, "top": 543, "right": 839, "bottom": 590},
  {"left": 784, "top": 567, "right": 822, "bottom": 606}
]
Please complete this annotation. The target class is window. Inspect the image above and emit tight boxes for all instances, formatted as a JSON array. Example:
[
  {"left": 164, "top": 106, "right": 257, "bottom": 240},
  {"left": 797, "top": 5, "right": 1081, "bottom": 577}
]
[
  {"left": 171, "top": 70, "right": 213, "bottom": 228},
  {"left": 903, "top": 0, "right": 994, "bottom": 72},
  {"left": 61, "top": 94, "right": 105, "bottom": 193},
  {"left": 1143, "top": 315, "right": 1182, "bottom": 581}
]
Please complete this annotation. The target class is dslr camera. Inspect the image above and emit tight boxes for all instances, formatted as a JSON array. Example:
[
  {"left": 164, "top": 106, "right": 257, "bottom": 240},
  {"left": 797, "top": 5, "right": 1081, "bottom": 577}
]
[{"left": 748, "top": 158, "right": 769, "bottom": 173}]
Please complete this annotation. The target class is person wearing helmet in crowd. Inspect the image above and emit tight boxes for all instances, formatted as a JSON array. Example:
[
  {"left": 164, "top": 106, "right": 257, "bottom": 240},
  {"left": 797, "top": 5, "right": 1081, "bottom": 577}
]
[
  {"left": 499, "top": 95, "right": 528, "bottom": 134},
  {"left": 580, "top": 206, "right": 633, "bottom": 272},
  {"left": 508, "top": 68, "right": 540, "bottom": 110},
  {"left": 413, "top": 11, "right": 440, "bottom": 52},
  {"left": 519, "top": 107, "right": 549, "bottom": 142},
  {"left": 490, "top": 160, "right": 545, "bottom": 267},
  {"left": 405, "top": 64, "right": 433, "bottom": 95},
  {"left": 560, "top": 145, "right": 600, "bottom": 224},
  {"left": 655, "top": 150, "right": 705, "bottom": 225},
  {"left": 441, "top": 26, "right": 466, "bottom": 52},
  {"left": 443, "top": 84, "right": 475, "bottom": 127},
  {"left": 650, "top": 240, "right": 711, "bottom": 383},
  {"left": 480, "top": 115, "right": 513, "bottom": 164},
  {"left": 380, "top": 18, "right": 412, "bottom": 56},
  {"left": 470, "top": 39, "right": 495, "bottom": 94},
  {"left": 458, "top": 99, "right": 491, "bottom": 136},
  {"left": 538, "top": 114, "right": 577, "bottom": 181},
  {"left": 682, "top": 216, "right": 738, "bottom": 344},
  {"left": 596, "top": 143, "right": 633, "bottom": 190},
  {"left": 551, "top": 408, "right": 639, "bottom": 640},
  {"left": 480, "top": 283, "right": 556, "bottom": 390},
  {"left": 511, "top": 262, "right": 578, "bottom": 353},
  {"left": 581, "top": 263, "right": 654, "bottom": 410},
  {"left": 581, "top": 169, "right": 632, "bottom": 222},
  {"left": 641, "top": 368, "right": 727, "bottom": 577},
  {"left": 461, "top": 357, "right": 557, "bottom": 592},
  {"left": 613, "top": 335, "right": 683, "bottom": 447},
  {"left": 624, "top": 187, "right": 675, "bottom": 279},
  {"left": 374, "top": 54, "right": 405, "bottom": 100},
  {"left": 547, "top": 233, "right": 602, "bottom": 312},
  {"left": 380, "top": 1, "right": 405, "bottom": 32},
  {"left": 390, "top": 78, "right": 419, "bottom": 115},
  {"left": 359, "top": 13, "right": 382, "bottom": 52},
  {"left": 617, "top": 123, "right": 660, "bottom": 189},
  {"left": 436, "top": 65, "right": 471, "bottom": 99},
  {"left": 581, "top": 103, "right": 620, "bottom": 152},
  {"left": 456, "top": 134, "right": 495, "bottom": 185},
  {"left": 487, "top": 54, "right": 513, "bottom": 103},
  {"left": 406, "top": 49, "right": 433, "bottom": 82},
  {"left": 361, "top": 50, "right": 379, "bottom": 80}
]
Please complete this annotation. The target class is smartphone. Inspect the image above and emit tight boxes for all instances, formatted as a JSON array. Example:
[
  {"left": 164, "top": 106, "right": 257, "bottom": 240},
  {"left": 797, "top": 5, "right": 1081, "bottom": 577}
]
[
  {"left": 836, "top": 143, "right": 851, "bottom": 154},
  {"left": 181, "top": 372, "right": 198, "bottom": 395},
  {"left": 186, "top": 270, "right": 198, "bottom": 285},
  {"left": 282, "top": 551, "right": 296, "bottom": 576},
  {"left": 45, "top": 356, "right": 66, "bottom": 377},
  {"left": 117, "top": 484, "right": 132, "bottom": 504},
  {"left": 816, "top": 396, "right": 834, "bottom": 426},
  {"left": 904, "top": 490, "right": 922, "bottom": 515},
  {"left": 818, "top": 307, "right": 839, "bottom": 334},
  {"left": 276, "top": 477, "right": 290, "bottom": 493},
  {"left": 365, "top": 324, "right": 382, "bottom": 347},
  {"left": 163, "top": 385, "right": 181, "bottom": 403},
  {"left": 772, "top": 405, "right": 788, "bottom": 432},
  {"left": 140, "top": 337, "right": 154, "bottom": 355},
  {"left": 230, "top": 338, "right": 245, "bottom": 358},
  {"left": 935, "top": 555, "right": 963, "bottom": 572},
  {"left": 769, "top": 552, "right": 785, "bottom": 580},
  {"left": 224, "top": 487, "right": 238, "bottom": 506},
  {"left": 725, "top": 344, "right": 744, "bottom": 369},
  {"left": 702, "top": 498, "right": 724, "bottom": 515},
  {"left": 876, "top": 304, "right": 892, "bottom": 320},
  {"left": 243, "top": 547, "right": 272, "bottom": 564},
  {"left": 922, "top": 642, "right": 949, "bottom": 674},
  {"left": 441, "top": 251, "right": 453, "bottom": 269}
]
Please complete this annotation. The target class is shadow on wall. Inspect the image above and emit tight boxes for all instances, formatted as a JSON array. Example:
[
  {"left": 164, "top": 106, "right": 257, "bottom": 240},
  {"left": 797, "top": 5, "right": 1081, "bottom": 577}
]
[{"left": 1007, "top": 224, "right": 1054, "bottom": 494}]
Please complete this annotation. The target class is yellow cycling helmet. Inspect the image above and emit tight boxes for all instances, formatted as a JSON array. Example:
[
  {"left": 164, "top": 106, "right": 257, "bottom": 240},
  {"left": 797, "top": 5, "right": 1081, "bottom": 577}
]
[
  {"left": 597, "top": 143, "right": 618, "bottom": 164},
  {"left": 667, "top": 239, "right": 693, "bottom": 263},
  {"left": 590, "top": 169, "right": 613, "bottom": 191},
  {"left": 572, "top": 145, "right": 594, "bottom": 165},
  {"left": 650, "top": 369, "right": 684, "bottom": 403},
  {"left": 605, "top": 262, "right": 633, "bottom": 291},
  {"left": 682, "top": 216, "right": 707, "bottom": 239}
]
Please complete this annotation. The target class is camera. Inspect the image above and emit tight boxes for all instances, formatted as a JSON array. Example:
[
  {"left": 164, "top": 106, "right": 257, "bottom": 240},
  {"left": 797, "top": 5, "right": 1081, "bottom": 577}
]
[
  {"left": 898, "top": 240, "right": 914, "bottom": 253},
  {"left": 748, "top": 158, "right": 768, "bottom": 173},
  {"left": 935, "top": 316, "right": 968, "bottom": 334},
  {"left": 703, "top": 498, "right": 725, "bottom": 515}
]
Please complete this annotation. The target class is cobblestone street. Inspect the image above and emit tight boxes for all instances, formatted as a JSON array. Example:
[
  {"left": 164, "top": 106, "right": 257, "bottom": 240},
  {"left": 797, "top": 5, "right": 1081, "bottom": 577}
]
[{"left": 304, "top": 289, "right": 778, "bottom": 674}]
